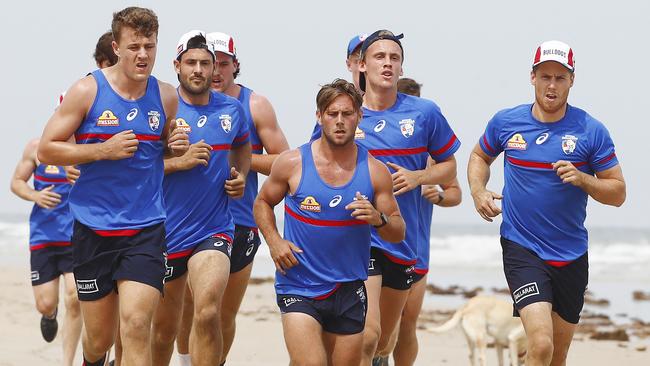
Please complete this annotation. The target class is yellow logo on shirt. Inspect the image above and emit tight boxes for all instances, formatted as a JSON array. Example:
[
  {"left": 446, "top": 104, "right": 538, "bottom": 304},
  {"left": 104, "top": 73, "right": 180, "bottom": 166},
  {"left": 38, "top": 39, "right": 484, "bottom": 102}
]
[
  {"left": 175, "top": 118, "right": 192, "bottom": 133},
  {"left": 97, "top": 110, "right": 119, "bottom": 126},
  {"left": 300, "top": 196, "right": 321, "bottom": 212},
  {"left": 355, "top": 127, "right": 366, "bottom": 140},
  {"left": 507, "top": 133, "right": 527, "bottom": 150},
  {"left": 44, "top": 165, "right": 60, "bottom": 174}
]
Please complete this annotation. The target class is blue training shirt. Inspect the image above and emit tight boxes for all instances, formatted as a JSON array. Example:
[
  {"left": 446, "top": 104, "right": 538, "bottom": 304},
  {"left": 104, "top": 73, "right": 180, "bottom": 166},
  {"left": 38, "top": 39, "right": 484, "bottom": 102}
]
[
  {"left": 479, "top": 104, "right": 619, "bottom": 261},
  {"left": 29, "top": 164, "right": 73, "bottom": 249}
]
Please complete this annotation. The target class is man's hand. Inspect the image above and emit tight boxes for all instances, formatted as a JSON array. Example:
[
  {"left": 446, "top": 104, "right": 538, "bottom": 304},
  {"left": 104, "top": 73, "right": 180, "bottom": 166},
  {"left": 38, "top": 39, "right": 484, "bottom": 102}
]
[
  {"left": 471, "top": 189, "right": 502, "bottom": 222},
  {"left": 177, "top": 140, "right": 212, "bottom": 170},
  {"left": 64, "top": 166, "right": 80, "bottom": 184},
  {"left": 386, "top": 162, "right": 421, "bottom": 196},
  {"left": 167, "top": 120, "right": 190, "bottom": 156},
  {"left": 553, "top": 160, "right": 585, "bottom": 187},
  {"left": 268, "top": 238, "right": 303, "bottom": 275},
  {"left": 422, "top": 185, "right": 442, "bottom": 204},
  {"left": 33, "top": 185, "right": 62, "bottom": 209},
  {"left": 225, "top": 167, "right": 246, "bottom": 198},
  {"left": 345, "top": 191, "right": 382, "bottom": 226},
  {"left": 99, "top": 130, "right": 139, "bottom": 160}
]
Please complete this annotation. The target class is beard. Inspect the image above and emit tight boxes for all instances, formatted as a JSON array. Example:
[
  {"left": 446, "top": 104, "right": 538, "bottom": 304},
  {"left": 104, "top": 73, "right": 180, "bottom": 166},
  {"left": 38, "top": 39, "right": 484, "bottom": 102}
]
[{"left": 180, "top": 76, "right": 211, "bottom": 96}]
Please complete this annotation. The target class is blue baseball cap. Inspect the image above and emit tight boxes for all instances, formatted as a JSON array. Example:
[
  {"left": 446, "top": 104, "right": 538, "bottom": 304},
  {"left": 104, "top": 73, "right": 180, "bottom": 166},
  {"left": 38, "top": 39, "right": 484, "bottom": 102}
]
[{"left": 347, "top": 34, "right": 368, "bottom": 58}]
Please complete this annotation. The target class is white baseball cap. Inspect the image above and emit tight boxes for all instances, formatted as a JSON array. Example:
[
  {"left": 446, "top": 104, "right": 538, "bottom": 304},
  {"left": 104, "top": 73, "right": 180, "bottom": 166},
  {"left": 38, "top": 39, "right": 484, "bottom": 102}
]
[
  {"left": 206, "top": 32, "right": 237, "bottom": 58},
  {"left": 532, "top": 40, "right": 575, "bottom": 72},
  {"left": 176, "top": 30, "right": 213, "bottom": 60}
]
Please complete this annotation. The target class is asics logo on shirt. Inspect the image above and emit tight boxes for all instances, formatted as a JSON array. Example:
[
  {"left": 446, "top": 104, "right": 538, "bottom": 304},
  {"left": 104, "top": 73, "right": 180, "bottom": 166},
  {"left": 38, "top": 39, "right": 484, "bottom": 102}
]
[
  {"left": 126, "top": 108, "right": 138, "bottom": 121},
  {"left": 536, "top": 133, "right": 550, "bottom": 145},
  {"left": 329, "top": 195, "right": 343, "bottom": 207},
  {"left": 374, "top": 119, "right": 386, "bottom": 132},
  {"left": 197, "top": 115, "right": 208, "bottom": 128}
]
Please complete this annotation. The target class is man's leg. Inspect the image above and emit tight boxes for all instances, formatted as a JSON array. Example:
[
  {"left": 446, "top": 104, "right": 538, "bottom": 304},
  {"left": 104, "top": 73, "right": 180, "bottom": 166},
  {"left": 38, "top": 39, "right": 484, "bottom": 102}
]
[
  {"left": 361, "top": 275, "right": 382, "bottom": 365},
  {"left": 79, "top": 292, "right": 118, "bottom": 364},
  {"left": 282, "top": 313, "right": 327, "bottom": 366},
  {"left": 519, "top": 302, "right": 554, "bottom": 366},
  {"left": 32, "top": 276, "right": 60, "bottom": 341},
  {"left": 151, "top": 274, "right": 188, "bottom": 366},
  {"left": 176, "top": 284, "right": 193, "bottom": 365},
  {"left": 375, "top": 286, "right": 410, "bottom": 354},
  {"left": 323, "top": 331, "right": 364, "bottom": 365},
  {"left": 61, "top": 272, "right": 82, "bottom": 366},
  {"left": 187, "top": 250, "right": 230, "bottom": 366},
  {"left": 117, "top": 280, "right": 161, "bottom": 366},
  {"left": 549, "top": 312, "right": 577, "bottom": 366},
  {"left": 221, "top": 262, "right": 254, "bottom": 364},
  {"left": 392, "top": 274, "right": 427, "bottom": 366}
]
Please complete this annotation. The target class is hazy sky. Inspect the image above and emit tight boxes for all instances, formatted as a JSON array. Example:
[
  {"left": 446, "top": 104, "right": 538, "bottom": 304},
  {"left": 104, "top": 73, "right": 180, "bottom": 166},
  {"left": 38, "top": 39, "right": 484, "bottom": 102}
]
[{"left": 1, "top": 0, "right": 647, "bottom": 228}]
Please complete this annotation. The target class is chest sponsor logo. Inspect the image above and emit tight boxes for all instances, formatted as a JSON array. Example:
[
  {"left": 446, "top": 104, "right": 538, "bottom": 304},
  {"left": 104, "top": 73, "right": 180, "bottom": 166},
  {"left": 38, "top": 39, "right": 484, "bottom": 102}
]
[
  {"left": 536, "top": 132, "right": 550, "bottom": 145},
  {"left": 76, "top": 279, "right": 99, "bottom": 294},
  {"left": 329, "top": 195, "right": 343, "bottom": 207},
  {"left": 148, "top": 111, "right": 161, "bottom": 132},
  {"left": 220, "top": 114, "right": 232, "bottom": 133},
  {"left": 30, "top": 271, "right": 39, "bottom": 282},
  {"left": 175, "top": 118, "right": 192, "bottom": 133},
  {"left": 299, "top": 196, "right": 321, "bottom": 212},
  {"left": 374, "top": 119, "right": 386, "bottom": 132},
  {"left": 44, "top": 165, "right": 60, "bottom": 174},
  {"left": 506, "top": 133, "right": 528, "bottom": 150},
  {"left": 126, "top": 108, "right": 138, "bottom": 121},
  {"left": 561, "top": 134, "right": 578, "bottom": 154},
  {"left": 283, "top": 297, "right": 302, "bottom": 307},
  {"left": 355, "top": 127, "right": 366, "bottom": 140},
  {"left": 353, "top": 193, "right": 369, "bottom": 201},
  {"left": 399, "top": 118, "right": 415, "bottom": 138},
  {"left": 513, "top": 282, "right": 540, "bottom": 303},
  {"left": 97, "top": 110, "right": 119, "bottom": 126},
  {"left": 197, "top": 115, "right": 208, "bottom": 128}
]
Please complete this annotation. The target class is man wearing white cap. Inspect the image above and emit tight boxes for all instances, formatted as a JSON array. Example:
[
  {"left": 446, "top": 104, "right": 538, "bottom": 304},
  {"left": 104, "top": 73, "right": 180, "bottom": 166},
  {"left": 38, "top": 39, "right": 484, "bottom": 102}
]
[
  {"left": 468, "top": 40, "right": 626, "bottom": 365},
  {"left": 149, "top": 30, "right": 250, "bottom": 366}
]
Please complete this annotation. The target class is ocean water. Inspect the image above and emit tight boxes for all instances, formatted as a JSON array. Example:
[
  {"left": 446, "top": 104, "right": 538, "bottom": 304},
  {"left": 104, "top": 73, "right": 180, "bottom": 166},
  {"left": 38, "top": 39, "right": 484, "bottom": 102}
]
[{"left": 2, "top": 219, "right": 648, "bottom": 321}]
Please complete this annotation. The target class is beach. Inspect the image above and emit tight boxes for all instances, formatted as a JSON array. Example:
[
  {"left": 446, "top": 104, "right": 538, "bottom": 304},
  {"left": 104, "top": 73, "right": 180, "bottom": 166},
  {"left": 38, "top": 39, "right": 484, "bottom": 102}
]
[{"left": 1, "top": 221, "right": 649, "bottom": 365}]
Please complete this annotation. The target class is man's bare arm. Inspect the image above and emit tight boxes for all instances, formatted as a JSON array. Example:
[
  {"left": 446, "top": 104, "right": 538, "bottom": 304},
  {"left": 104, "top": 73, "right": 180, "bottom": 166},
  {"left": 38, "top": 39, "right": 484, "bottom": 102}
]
[
  {"left": 552, "top": 162, "right": 626, "bottom": 207},
  {"left": 467, "top": 143, "right": 502, "bottom": 222},
  {"left": 250, "top": 93, "right": 289, "bottom": 176},
  {"left": 11, "top": 139, "right": 61, "bottom": 208},
  {"left": 386, "top": 155, "right": 457, "bottom": 196},
  {"left": 363, "top": 156, "right": 406, "bottom": 243}
]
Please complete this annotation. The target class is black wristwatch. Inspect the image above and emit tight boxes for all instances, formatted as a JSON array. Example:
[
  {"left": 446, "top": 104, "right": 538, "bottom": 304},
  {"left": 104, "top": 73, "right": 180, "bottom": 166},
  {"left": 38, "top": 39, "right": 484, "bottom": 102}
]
[{"left": 373, "top": 212, "right": 389, "bottom": 228}]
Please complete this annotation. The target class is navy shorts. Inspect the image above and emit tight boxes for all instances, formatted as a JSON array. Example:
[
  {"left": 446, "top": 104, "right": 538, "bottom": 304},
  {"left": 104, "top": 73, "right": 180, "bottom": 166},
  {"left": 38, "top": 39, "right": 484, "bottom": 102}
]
[
  {"left": 501, "top": 237, "right": 588, "bottom": 324},
  {"left": 411, "top": 270, "right": 427, "bottom": 285},
  {"left": 72, "top": 221, "right": 166, "bottom": 301},
  {"left": 368, "top": 247, "right": 415, "bottom": 290},
  {"left": 165, "top": 233, "right": 233, "bottom": 282},
  {"left": 230, "top": 225, "right": 261, "bottom": 273},
  {"left": 30, "top": 244, "right": 73, "bottom": 286},
  {"left": 277, "top": 280, "right": 368, "bottom": 335}
]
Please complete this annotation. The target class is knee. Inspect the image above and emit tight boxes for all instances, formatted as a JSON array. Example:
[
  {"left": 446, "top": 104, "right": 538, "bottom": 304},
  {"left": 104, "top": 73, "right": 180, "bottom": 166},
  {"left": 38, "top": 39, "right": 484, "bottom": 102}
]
[
  {"left": 194, "top": 304, "right": 221, "bottom": 330},
  {"left": 63, "top": 291, "right": 80, "bottom": 317},
  {"left": 290, "top": 357, "right": 326, "bottom": 366},
  {"left": 120, "top": 312, "right": 152, "bottom": 340},
  {"left": 35, "top": 296, "right": 57, "bottom": 316},
  {"left": 83, "top": 331, "right": 114, "bottom": 355},
  {"left": 362, "top": 323, "right": 381, "bottom": 354},
  {"left": 152, "top": 319, "right": 179, "bottom": 346},
  {"left": 528, "top": 333, "right": 554, "bottom": 362}
]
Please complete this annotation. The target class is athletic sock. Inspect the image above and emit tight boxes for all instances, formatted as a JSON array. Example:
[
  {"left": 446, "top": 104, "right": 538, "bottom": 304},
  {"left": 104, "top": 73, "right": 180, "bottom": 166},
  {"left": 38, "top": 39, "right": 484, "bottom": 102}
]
[
  {"left": 82, "top": 353, "right": 106, "bottom": 366},
  {"left": 178, "top": 353, "right": 191, "bottom": 366}
]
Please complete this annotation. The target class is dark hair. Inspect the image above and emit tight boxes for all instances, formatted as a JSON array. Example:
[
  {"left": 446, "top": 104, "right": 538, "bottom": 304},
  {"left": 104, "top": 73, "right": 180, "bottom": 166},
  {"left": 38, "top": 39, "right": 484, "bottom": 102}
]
[
  {"left": 93, "top": 31, "right": 117, "bottom": 66},
  {"left": 233, "top": 58, "right": 241, "bottom": 79},
  {"left": 111, "top": 7, "right": 158, "bottom": 43},
  {"left": 397, "top": 78, "right": 422, "bottom": 97},
  {"left": 316, "top": 79, "right": 363, "bottom": 114}
]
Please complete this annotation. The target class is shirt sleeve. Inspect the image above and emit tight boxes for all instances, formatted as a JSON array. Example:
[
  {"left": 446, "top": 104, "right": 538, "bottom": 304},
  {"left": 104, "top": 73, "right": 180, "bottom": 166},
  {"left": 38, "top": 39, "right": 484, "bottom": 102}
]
[
  {"left": 478, "top": 114, "right": 503, "bottom": 157},
  {"left": 427, "top": 105, "right": 461, "bottom": 161},
  {"left": 589, "top": 121, "right": 618, "bottom": 172},
  {"left": 232, "top": 103, "right": 250, "bottom": 147}
]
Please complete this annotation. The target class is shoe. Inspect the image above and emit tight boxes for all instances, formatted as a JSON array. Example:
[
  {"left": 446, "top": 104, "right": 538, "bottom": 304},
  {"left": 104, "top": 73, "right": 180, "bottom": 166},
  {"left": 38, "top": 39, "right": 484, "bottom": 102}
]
[
  {"left": 40, "top": 307, "right": 58, "bottom": 342},
  {"left": 108, "top": 361, "right": 115, "bottom": 366},
  {"left": 372, "top": 356, "right": 389, "bottom": 366}
]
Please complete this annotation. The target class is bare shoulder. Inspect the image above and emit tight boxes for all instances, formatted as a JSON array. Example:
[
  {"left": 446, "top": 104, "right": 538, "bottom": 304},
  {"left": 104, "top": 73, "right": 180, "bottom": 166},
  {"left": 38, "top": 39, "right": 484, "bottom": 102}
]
[
  {"left": 157, "top": 80, "right": 178, "bottom": 118},
  {"left": 63, "top": 75, "right": 98, "bottom": 109},
  {"left": 367, "top": 154, "right": 392, "bottom": 190},
  {"left": 250, "top": 92, "right": 277, "bottom": 123},
  {"left": 24, "top": 139, "right": 40, "bottom": 159}
]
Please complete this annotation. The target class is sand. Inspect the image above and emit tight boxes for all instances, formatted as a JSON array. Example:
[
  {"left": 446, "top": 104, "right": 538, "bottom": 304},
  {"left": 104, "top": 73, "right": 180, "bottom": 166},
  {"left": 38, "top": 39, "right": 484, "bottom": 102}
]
[{"left": 1, "top": 266, "right": 649, "bottom": 365}]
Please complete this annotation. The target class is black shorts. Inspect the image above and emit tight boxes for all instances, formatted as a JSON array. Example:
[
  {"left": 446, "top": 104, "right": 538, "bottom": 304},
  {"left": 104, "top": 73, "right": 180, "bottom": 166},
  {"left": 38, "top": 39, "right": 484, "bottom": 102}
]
[
  {"left": 501, "top": 237, "right": 588, "bottom": 324},
  {"left": 411, "top": 270, "right": 427, "bottom": 285},
  {"left": 368, "top": 247, "right": 415, "bottom": 290},
  {"left": 30, "top": 245, "right": 73, "bottom": 286},
  {"left": 276, "top": 280, "right": 367, "bottom": 335},
  {"left": 72, "top": 221, "right": 166, "bottom": 301},
  {"left": 165, "top": 233, "right": 233, "bottom": 282},
  {"left": 230, "top": 225, "right": 261, "bottom": 273}
]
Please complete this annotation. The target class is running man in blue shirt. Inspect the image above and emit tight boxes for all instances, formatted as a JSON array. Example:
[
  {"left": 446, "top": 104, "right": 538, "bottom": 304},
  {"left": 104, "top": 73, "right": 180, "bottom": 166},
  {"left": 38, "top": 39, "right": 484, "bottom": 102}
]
[
  {"left": 254, "top": 79, "right": 405, "bottom": 365},
  {"left": 468, "top": 40, "right": 626, "bottom": 366},
  {"left": 37, "top": 7, "right": 189, "bottom": 366}
]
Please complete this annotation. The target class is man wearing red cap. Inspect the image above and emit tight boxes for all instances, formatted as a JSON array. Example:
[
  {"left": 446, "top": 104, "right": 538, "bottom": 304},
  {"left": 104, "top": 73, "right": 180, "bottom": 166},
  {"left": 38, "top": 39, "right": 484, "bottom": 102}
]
[{"left": 468, "top": 40, "right": 626, "bottom": 365}]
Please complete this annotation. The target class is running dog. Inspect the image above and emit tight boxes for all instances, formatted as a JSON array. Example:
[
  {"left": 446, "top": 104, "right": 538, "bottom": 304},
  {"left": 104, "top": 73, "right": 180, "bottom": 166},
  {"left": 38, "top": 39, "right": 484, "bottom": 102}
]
[{"left": 428, "top": 295, "right": 527, "bottom": 366}]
